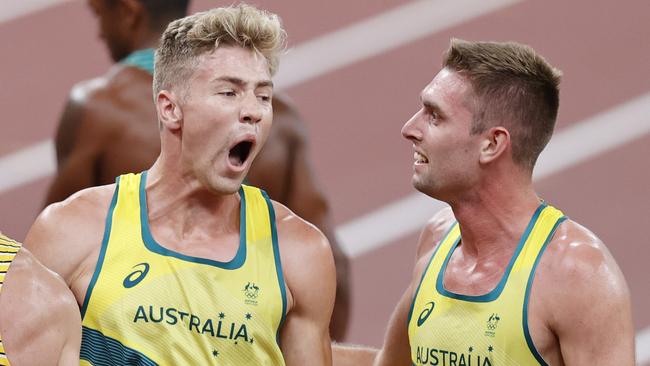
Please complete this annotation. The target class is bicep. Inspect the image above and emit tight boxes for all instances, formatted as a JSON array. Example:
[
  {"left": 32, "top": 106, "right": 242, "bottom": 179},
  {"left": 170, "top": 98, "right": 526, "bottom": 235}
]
[
  {"left": 549, "top": 243, "right": 635, "bottom": 365},
  {"left": 279, "top": 232, "right": 336, "bottom": 365}
]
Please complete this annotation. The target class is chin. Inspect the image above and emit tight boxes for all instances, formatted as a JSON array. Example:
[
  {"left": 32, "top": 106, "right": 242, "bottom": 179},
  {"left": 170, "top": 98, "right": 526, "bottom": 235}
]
[
  {"left": 202, "top": 175, "right": 243, "bottom": 196},
  {"left": 412, "top": 177, "right": 441, "bottom": 200}
]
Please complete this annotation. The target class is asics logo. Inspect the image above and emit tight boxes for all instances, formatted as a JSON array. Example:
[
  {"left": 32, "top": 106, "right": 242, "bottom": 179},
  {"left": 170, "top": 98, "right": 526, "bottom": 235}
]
[
  {"left": 123, "top": 263, "right": 150, "bottom": 288},
  {"left": 417, "top": 301, "right": 435, "bottom": 327}
]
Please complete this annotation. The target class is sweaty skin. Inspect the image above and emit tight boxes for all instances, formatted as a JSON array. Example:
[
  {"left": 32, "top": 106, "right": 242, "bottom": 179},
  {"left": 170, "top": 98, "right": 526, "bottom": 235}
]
[
  {"left": 29, "top": 45, "right": 336, "bottom": 365},
  {"left": 334, "top": 65, "right": 634, "bottom": 366},
  {"left": 46, "top": 34, "right": 349, "bottom": 344},
  {"left": 369, "top": 208, "right": 635, "bottom": 366},
  {"left": 0, "top": 244, "right": 81, "bottom": 366}
]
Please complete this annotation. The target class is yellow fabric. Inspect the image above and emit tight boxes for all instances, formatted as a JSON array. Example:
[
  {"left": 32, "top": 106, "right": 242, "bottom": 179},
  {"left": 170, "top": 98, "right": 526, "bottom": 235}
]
[
  {"left": 408, "top": 204, "right": 565, "bottom": 366},
  {"left": 0, "top": 233, "right": 22, "bottom": 366},
  {"left": 80, "top": 172, "right": 286, "bottom": 365}
]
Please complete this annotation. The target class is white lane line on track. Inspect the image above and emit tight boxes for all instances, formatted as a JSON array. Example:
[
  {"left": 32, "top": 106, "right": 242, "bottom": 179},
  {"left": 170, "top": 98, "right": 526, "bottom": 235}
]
[
  {"left": 335, "top": 92, "right": 650, "bottom": 259},
  {"left": 0, "top": 0, "right": 522, "bottom": 193},
  {"left": 0, "top": 140, "right": 55, "bottom": 193},
  {"left": 637, "top": 326, "right": 650, "bottom": 364},
  {"left": 275, "top": 0, "right": 523, "bottom": 89},
  {"left": 0, "top": 0, "right": 71, "bottom": 24}
]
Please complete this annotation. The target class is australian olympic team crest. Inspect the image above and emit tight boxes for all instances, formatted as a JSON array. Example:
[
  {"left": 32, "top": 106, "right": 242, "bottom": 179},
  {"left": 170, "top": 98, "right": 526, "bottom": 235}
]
[
  {"left": 243, "top": 282, "right": 260, "bottom": 306},
  {"left": 484, "top": 313, "right": 500, "bottom": 337}
]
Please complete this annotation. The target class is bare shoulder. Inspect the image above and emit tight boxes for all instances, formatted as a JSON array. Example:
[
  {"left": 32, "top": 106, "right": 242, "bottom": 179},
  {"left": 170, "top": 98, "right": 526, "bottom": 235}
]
[
  {"left": 534, "top": 219, "right": 630, "bottom": 324},
  {"left": 68, "top": 65, "right": 151, "bottom": 118},
  {"left": 25, "top": 184, "right": 116, "bottom": 279},
  {"left": 272, "top": 200, "right": 331, "bottom": 254},
  {"left": 33, "top": 184, "right": 115, "bottom": 239},
  {"left": 539, "top": 219, "right": 627, "bottom": 293},
  {"left": 272, "top": 200, "right": 335, "bottom": 309},
  {"left": 0, "top": 248, "right": 80, "bottom": 364}
]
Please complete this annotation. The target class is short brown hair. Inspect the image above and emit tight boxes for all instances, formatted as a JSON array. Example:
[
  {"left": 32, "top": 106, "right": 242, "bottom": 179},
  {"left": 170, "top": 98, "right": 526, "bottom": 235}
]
[
  {"left": 153, "top": 4, "right": 286, "bottom": 97},
  {"left": 443, "top": 39, "right": 562, "bottom": 170}
]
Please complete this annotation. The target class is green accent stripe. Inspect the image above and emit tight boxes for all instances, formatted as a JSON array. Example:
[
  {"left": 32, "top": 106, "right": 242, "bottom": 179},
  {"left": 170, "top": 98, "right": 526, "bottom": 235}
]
[
  {"left": 523, "top": 216, "right": 567, "bottom": 366},
  {"left": 260, "top": 190, "right": 288, "bottom": 345},
  {"left": 80, "top": 326, "right": 158, "bottom": 366},
  {"left": 120, "top": 48, "right": 155, "bottom": 75},
  {"left": 436, "top": 203, "right": 547, "bottom": 303},
  {"left": 406, "top": 222, "right": 458, "bottom": 325},
  {"left": 81, "top": 177, "right": 121, "bottom": 319},
  {"left": 139, "top": 171, "right": 247, "bottom": 269}
]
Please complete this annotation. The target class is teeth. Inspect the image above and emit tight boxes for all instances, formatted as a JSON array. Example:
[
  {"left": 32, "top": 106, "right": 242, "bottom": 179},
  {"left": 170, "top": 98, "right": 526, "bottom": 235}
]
[{"left": 414, "top": 151, "right": 428, "bottom": 163}]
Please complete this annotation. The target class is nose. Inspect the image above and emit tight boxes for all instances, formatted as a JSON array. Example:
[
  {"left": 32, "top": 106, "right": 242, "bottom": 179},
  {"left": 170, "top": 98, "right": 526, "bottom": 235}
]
[
  {"left": 239, "top": 92, "right": 263, "bottom": 124},
  {"left": 401, "top": 111, "right": 423, "bottom": 142}
]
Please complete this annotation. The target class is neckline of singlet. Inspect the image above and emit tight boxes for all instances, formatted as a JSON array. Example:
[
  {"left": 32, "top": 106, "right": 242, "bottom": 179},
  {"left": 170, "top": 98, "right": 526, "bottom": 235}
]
[
  {"left": 120, "top": 48, "right": 155, "bottom": 75},
  {"left": 435, "top": 202, "right": 550, "bottom": 303},
  {"left": 135, "top": 170, "right": 248, "bottom": 270}
]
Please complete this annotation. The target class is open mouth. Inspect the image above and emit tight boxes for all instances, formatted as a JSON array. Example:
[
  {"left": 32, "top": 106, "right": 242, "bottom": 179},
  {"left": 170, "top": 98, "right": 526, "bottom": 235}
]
[
  {"left": 414, "top": 151, "right": 429, "bottom": 164},
  {"left": 228, "top": 140, "right": 254, "bottom": 167}
]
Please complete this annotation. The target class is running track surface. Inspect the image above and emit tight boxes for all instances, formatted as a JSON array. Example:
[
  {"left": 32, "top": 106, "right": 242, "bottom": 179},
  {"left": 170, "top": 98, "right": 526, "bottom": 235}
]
[{"left": 0, "top": 0, "right": 648, "bottom": 361}]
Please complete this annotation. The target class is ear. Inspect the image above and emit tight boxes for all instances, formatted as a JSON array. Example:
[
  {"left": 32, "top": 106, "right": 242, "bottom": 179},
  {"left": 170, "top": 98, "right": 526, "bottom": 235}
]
[
  {"left": 478, "top": 126, "right": 510, "bottom": 164},
  {"left": 156, "top": 90, "right": 183, "bottom": 131}
]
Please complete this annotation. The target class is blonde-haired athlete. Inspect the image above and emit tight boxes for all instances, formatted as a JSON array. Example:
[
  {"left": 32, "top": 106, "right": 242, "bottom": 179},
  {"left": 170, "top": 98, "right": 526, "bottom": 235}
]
[
  {"left": 47, "top": 0, "right": 350, "bottom": 340},
  {"left": 27, "top": 5, "right": 335, "bottom": 365},
  {"left": 0, "top": 233, "right": 80, "bottom": 366}
]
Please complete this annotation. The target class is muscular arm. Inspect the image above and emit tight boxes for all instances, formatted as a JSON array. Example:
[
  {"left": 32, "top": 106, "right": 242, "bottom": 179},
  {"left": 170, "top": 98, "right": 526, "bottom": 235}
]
[
  {"left": 276, "top": 203, "right": 336, "bottom": 366},
  {"left": 0, "top": 248, "right": 81, "bottom": 366},
  {"left": 248, "top": 96, "right": 350, "bottom": 340},
  {"left": 373, "top": 209, "right": 454, "bottom": 366},
  {"left": 331, "top": 208, "right": 454, "bottom": 366},
  {"left": 26, "top": 186, "right": 112, "bottom": 304},
  {"left": 534, "top": 221, "right": 635, "bottom": 365}
]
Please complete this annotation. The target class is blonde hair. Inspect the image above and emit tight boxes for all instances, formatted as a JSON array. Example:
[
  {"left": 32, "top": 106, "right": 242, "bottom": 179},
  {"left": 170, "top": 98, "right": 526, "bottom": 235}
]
[
  {"left": 443, "top": 38, "right": 562, "bottom": 170},
  {"left": 153, "top": 4, "right": 286, "bottom": 96}
]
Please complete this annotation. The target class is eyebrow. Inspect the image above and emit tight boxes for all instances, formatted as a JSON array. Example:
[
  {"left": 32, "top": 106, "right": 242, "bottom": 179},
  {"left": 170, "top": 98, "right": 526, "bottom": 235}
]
[
  {"left": 420, "top": 96, "right": 445, "bottom": 117},
  {"left": 211, "top": 76, "right": 274, "bottom": 89}
]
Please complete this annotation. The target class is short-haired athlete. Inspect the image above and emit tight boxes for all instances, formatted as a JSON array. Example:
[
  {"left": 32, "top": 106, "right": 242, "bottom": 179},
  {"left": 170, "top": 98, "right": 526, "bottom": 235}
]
[
  {"left": 27, "top": 5, "right": 335, "bottom": 365},
  {"left": 0, "top": 232, "right": 81, "bottom": 366},
  {"left": 334, "top": 39, "right": 635, "bottom": 365},
  {"left": 46, "top": 0, "right": 350, "bottom": 339}
]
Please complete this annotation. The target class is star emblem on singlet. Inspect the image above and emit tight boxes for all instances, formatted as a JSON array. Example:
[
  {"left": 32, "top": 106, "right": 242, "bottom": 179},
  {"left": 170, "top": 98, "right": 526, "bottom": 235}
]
[
  {"left": 488, "top": 345, "right": 494, "bottom": 352},
  {"left": 212, "top": 350, "right": 219, "bottom": 357},
  {"left": 245, "top": 313, "right": 252, "bottom": 320},
  {"left": 218, "top": 312, "right": 225, "bottom": 319}
]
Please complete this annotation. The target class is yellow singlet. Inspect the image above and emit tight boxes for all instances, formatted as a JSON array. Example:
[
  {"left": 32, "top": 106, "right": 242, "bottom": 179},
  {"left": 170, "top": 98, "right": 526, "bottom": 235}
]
[
  {"left": 0, "top": 233, "right": 22, "bottom": 366},
  {"left": 80, "top": 172, "right": 287, "bottom": 365},
  {"left": 408, "top": 204, "right": 566, "bottom": 366}
]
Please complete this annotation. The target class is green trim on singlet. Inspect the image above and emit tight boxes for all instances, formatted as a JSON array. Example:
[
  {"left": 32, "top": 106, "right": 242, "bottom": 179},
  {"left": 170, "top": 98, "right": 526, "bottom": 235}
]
[
  {"left": 435, "top": 203, "right": 547, "bottom": 303},
  {"left": 260, "top": 190, "right": 287, "bottom": 345},
  {"left": 139, "top": 171, "right": 247, "bottom": 270},
  {"left": 523, "top": 216, "right": 567, "bottom": 366},
  {"left": 120, "top": 48, "right": 155, "bottom": 75},
  {"left": 81, "top": 176, "right": 121, "bottom": 319}
]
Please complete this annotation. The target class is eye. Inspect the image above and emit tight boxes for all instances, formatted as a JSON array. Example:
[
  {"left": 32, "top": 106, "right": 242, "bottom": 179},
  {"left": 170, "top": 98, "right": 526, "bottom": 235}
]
[
  {"left": 257, "top": 94, "right": 271, "bottom": 103},
  {"left": 218, "top": 90, "right": 236, "bottom": 97}
]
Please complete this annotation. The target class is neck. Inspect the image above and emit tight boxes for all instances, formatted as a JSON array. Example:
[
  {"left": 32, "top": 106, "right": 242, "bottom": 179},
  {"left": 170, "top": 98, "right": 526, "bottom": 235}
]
[
  {"left": 448, "top": 171, "right": 541, "bottom": 258},
  {"left": 146, "top": 157, "right": 241, "bottom": 241}
]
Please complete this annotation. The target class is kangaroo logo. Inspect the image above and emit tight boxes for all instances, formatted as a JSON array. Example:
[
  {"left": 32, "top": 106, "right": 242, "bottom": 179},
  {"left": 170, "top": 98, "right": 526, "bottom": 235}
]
[
  {"left": 243, "top": 282, "right": 260, "bottom": 299},
  {"left": 123, "top": 263, "right": 150, "bottom": 288},
  {"left": 486, "top": 313, "right": 501, "bottom": 330},
  {"left": 417, "top": 302, "right": 435, "bottom": 327}
]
